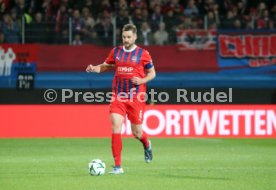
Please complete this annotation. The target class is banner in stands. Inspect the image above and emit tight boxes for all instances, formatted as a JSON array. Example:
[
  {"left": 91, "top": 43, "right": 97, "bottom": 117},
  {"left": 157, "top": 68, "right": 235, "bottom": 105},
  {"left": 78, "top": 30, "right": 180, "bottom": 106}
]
[
  {"left": 0, "top": 44, "right": 37, "bottom": 78},
  {"left": 0, "top": 44, "right": 37, "bottom": 63},
  {"left": 1, "top": 105, "right": 275, "bottom": 138},
  {"left": 177, "top": 29, "right": 216, "bottom": 50},
  {"left": 217, "top": 30, "right": 276, "bottom": 73},
  {"left": 1, "top": 44, "right": 218, "bottom": 72}
]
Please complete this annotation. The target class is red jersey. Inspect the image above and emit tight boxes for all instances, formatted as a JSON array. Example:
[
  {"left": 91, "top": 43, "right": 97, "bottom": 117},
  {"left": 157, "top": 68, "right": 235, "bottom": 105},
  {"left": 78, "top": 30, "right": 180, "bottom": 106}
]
[{"left": 105, "top": 45, "right": 154, "bottom": 98}]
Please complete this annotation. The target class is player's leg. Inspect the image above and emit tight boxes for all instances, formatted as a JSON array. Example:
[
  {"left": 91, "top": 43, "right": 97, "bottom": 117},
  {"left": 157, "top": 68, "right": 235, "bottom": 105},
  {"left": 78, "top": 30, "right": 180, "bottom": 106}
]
[
  {"left": 127, "top": 100, "right": 153, "bottom": 163},
  {"left": 109, "top": 99, "right": 126, "bottom": 174},
  {"left": 109, "top": 113, "right": 125, "bottom": 174},
  {"left": 131, "top": 124, "right": 150, "bottom": 149},
  {"left": 110, "top": 113, "right": 124, "bottom": 166},
  {"left": 130, "top": 123, "right": 148, "bottom": 147},
  {"left": 131, "top": 123, "right": 153, "bottom": 163}
]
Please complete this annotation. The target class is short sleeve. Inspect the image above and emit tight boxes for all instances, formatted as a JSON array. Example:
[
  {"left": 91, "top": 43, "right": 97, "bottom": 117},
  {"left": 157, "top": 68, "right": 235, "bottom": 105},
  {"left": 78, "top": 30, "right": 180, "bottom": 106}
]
[
  {"left": 105, "top": 48, "right": 115, "bottom": 65},
  {"left": 143, "top": 50, "right": 154, "bottom": 69}
]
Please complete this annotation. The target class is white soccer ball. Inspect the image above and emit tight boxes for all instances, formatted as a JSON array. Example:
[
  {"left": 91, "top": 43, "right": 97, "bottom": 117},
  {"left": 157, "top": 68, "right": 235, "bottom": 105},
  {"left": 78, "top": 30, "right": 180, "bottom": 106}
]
[{"left": 88, "top": 159, "right": 106, "bottom": 176}]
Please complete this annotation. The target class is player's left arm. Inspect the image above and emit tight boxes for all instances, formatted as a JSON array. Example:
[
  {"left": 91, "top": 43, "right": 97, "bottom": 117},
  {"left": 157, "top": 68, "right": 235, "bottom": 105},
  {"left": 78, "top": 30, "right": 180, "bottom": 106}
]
[
  {"left": 131, "top": 67, "right": 156, "bottom": 85},
  {"left": 131, "top": 50, "right": 156, "bottom": 85}
]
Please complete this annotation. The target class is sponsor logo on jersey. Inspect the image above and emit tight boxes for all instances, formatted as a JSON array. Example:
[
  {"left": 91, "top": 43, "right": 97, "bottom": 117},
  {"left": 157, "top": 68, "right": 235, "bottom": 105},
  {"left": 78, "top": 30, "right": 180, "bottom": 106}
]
[{"left": 117, "top": 66, "right": 134, "bottom": 73}]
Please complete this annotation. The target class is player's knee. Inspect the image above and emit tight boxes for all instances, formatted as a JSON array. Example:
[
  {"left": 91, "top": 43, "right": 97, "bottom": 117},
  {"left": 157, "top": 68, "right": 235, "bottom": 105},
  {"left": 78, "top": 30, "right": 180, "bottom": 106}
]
[
  {"left": 112, "top": 124, "right": 121, "bottom": 133},
  {"left": 132, "top": 131, "right": 139, "bottom": 138},
  {"left": 132, "top": 130, "right": 142, "bottom": 139},
  {"left": 110, "top": 119, "right": 122, "bottom": 130}
]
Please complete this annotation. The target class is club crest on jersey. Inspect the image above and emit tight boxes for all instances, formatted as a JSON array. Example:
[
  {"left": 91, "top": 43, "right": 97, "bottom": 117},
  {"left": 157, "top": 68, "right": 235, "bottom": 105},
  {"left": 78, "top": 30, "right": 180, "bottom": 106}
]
[
  {"left": 131, "top": 56, "right": 137, "bottom": 62},
  {"left": 116, "top": 56, "right": 120, "bottom": 61}
]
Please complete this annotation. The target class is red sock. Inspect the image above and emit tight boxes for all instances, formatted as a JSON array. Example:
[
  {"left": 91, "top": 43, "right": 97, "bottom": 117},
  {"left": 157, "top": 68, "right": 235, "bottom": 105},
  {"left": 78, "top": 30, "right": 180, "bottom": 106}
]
[
  {"left": 112, "top": 133, "right": 122, "bottom": 167},
  {"left": 139, "top": 133, "right": 149, "bottom": 149}
]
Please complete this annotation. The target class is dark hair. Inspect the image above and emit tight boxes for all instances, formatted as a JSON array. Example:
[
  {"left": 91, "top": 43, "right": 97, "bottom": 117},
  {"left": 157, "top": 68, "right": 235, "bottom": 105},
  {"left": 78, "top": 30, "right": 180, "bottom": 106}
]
[{"left": 122, "top": 24, "right": 137, "bottom": 34}]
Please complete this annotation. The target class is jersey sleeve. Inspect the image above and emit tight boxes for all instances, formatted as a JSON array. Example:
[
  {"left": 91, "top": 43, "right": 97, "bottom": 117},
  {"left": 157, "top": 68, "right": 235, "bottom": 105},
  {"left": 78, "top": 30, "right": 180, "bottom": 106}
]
[
  {"left": 142, "top": 50, "right": 154, "bottom": 69},
  {"left": 105, "top": 48, "right": 115, "bottom": 65}
]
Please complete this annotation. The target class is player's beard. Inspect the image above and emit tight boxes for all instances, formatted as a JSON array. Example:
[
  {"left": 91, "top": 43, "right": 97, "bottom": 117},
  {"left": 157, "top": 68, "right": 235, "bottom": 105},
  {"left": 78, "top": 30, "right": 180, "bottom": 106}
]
[{"left": 124, "top": 42, "right": 134, "bottom": 50}]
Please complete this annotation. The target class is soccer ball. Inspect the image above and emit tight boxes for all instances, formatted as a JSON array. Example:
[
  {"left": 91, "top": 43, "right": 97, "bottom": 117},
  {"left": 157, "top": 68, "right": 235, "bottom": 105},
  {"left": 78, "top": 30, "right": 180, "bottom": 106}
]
[{"left": 88, "top": 159, "right": 106, "bottom": 176}]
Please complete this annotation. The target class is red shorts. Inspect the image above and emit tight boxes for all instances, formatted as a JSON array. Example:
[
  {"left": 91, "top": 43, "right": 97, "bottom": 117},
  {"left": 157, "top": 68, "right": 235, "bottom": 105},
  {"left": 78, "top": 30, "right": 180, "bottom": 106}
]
[{"left": 109, "top": 98, "right": 146, "bottom": 124}]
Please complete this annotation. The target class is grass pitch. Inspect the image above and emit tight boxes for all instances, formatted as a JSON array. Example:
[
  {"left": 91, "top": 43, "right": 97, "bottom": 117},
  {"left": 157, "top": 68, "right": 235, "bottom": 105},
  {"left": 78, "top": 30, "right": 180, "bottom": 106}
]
[{"left": 0, "top": 138, "right": 275, "bottom": 190}]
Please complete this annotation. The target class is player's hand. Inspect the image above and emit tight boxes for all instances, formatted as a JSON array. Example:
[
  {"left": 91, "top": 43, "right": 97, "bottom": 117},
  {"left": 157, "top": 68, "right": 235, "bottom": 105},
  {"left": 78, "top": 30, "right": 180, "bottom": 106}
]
[
  {"left": 86, "top": 64, "right": 100, "bottom": 73},
  {"left": 131, "top": 77, "right": 144, "bottom": 85}
]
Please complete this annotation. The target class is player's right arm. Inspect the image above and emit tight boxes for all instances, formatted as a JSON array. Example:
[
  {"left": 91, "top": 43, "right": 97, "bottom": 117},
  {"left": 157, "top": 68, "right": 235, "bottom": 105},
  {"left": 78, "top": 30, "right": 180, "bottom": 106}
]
[
  {"left": 86, "top": 62, "right": 114, "bottom": 73},
  {"left": 86, "top": 48, "right": 116, "bottom": 73}
]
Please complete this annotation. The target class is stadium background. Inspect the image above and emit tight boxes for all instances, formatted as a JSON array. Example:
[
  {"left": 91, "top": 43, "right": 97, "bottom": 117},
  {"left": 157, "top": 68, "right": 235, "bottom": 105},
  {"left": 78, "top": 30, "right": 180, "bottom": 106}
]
[{"left": 0, "top": 1, "right": 276, "bottom": 190}]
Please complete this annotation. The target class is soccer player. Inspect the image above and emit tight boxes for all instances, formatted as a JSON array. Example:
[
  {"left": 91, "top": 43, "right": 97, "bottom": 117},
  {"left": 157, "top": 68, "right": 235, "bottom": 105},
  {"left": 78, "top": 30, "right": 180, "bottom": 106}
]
[{"left": 86, "top": 24, "right": 156, "bottom": 174}]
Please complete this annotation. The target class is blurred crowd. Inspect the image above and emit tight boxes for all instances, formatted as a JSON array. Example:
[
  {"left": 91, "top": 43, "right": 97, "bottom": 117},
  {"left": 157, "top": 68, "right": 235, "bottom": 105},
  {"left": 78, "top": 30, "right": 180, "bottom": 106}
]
[{"left": 0, "top": 0, "right": 275, "bottom": 45}]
